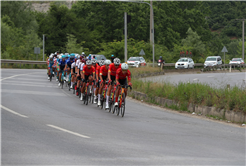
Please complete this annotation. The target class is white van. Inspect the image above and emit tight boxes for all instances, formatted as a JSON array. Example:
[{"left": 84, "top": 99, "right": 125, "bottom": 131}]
[{"left": 204, "top": 56, "right": 222, "bottom": 68}]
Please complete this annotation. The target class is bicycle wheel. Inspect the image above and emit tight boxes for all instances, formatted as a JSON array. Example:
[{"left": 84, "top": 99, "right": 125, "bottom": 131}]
[
  {"left": 73, "top": 84, "right": 75, "bottom": 94},
  {"left": 50, "top": 75, "right": 52, "bottom": 82},
  {"left": 91, "top": 85, "right": 94, "bottom": 104},
  {"left": 86, "top": 87, "right": 89, "bottom": 105},
  {"left": 83, "top": 92, "right": 86, "bottom": 105},
  {"left": 121, "top": 93, "right": 125, "bottom": 117},
  {"left": 61, "top": 81, "right": 63, "bottom": 89},
  {"left": 100, "top": 97, "right": 104, "bottom": 109}
]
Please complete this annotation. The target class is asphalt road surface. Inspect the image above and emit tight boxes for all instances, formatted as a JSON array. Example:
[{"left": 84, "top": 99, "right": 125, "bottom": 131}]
[
  {"left": 142, "top": 72, "right": 246, "bottom": 88},
  {"left": 1, "top": 69, "right": 245, "bottom": 165}
]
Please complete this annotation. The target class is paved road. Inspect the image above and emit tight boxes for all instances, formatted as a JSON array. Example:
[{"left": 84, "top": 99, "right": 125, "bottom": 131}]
[
  {"left": 142, "top": 72, "right": 246, "bottom": 88},
  {"left": 1, "top": 69, "right": 245, "bottom": 165}
]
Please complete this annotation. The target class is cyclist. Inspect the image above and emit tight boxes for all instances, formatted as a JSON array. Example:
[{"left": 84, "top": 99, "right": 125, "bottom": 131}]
[
  {"left": 114, "top": 63, "right": 132, "bottom": 106},
  {"left": 93, "top": 60, "right": 103, "bottom": 104},
  {"left": 97, "top": 59, "right": 111, "bottom": 106},
  {"left": 111, "top": 54, "right": 115, "bottom": 63},
  {"left": 105, "top": 58, "right": 121, "bottom": 109},
  {"left": 88, "top": 54, "right": 92, "bottom": 60},
  {"left": 48, "top": 54, "right": 55, "bottom": 80},
  {"left": 91, "top": 59, "right": 99, "bottom": 103},
  {"left": 56, "top": 55, "right": 61, "bottom": 82},
  {"left": 80, "top": 60, "right": 95, "bottom": 101},
  {"left": 65, "top": 53, "right": 75, "bottom": 82},
  {"left": 77, "top": 57, "right": 86, "bottom": 96},
  {"left": 58, "top": 55, "right": 66, "bottom": 87},
  {"left": 70, "top": 55, "right": 77, "bottom": 89}
]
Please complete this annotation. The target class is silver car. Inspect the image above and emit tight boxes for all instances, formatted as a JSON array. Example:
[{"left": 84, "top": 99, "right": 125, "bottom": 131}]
[
  {"left": 127, "top": 57, "right": 146, "bottom": 68},
  {"left": 175, "top": 58, "right": 194, "bottom": 69}
]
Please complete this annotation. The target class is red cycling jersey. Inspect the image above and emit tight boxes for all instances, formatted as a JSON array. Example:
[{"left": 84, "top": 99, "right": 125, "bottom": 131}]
[
  {"left": 100, "top": 65, "right": 108, "bottom": 76},
  {"left": 108, "top": 63, "right": 121, "bottom": 76},
  {"left": 116, "top": 68, "right": 131, "bottom": 81},
  {"left": 96, "top": 64, "right": 101, "bottom": 76},
  {"left": 82, "top": 65, "right": 95, "bottom": 76}
]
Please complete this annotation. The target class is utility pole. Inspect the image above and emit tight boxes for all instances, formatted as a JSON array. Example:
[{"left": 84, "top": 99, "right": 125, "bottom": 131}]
[
  {"left": 150, "top": 0, "right": 152, "bottom": 44},
  {"left": 236, "top": 19, "right": 245, "bottom": 61},
  {"left": 43, "top": 34, "right": 45, "bottom": 61},
  {"left": 124, "top": 12, "right": 127, "bottom": 63}
]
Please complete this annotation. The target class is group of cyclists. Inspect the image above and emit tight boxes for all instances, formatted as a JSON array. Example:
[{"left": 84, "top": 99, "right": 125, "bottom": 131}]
[{"left": 46, "top": 52, "right": 132, "bottom": 111}]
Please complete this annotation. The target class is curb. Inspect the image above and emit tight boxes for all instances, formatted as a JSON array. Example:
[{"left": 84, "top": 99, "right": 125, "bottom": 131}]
[{"left": 128, "top": 90, "right": 246, "bottom": 123}]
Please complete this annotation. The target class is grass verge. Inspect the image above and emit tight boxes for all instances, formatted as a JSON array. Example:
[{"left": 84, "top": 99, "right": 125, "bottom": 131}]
[{"left": 132, "top": 79, "right": 246, "bottom": 113}]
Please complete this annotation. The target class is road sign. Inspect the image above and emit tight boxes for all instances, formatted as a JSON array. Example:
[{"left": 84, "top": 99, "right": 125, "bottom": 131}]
[
  {"left": 34, "top": 47, "right": 40, "bottom": 54},
  {"left": 221, "top": 46, "right": 228, "bottom": 52},
  {"left": 139, "top": 49, "right": 145, "bottom": 56}
]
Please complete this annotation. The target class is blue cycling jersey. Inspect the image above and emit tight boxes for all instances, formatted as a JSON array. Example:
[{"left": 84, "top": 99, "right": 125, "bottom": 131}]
[
  {"left": 66, "top": 58, "right": 75, "bottom": 68},
  {"left": 59, "top": 59, "right": 66, "bottom": 70}
]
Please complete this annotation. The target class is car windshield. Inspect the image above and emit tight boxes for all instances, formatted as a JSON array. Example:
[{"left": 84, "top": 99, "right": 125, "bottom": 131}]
[
  {"left": 178, "top": 58, "right": 188, "bottom": 62},
  {"left": 231, "top": 58, "right": 241, "bottom": 61},
  {"left": 206, "top": 57, "right": 217, "bottom": 61},
  {"left": 95, "top": 55, "right": 106, "bottom": 60},
  {"left": 128, "top": 57, "right": 140, "bottom": 61}
]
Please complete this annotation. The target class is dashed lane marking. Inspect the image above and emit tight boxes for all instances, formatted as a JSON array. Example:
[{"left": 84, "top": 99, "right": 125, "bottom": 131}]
[
  {"left": 1, "top": 105, "right": 28, "bottom": 118},
  {"left": 47, "top": 124, "right": 90, "bottom": 139}
]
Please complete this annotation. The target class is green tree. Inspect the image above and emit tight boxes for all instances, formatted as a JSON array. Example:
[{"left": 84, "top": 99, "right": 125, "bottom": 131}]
[{"left": 181, "top": 28, "right": 206, "bottom": 62}]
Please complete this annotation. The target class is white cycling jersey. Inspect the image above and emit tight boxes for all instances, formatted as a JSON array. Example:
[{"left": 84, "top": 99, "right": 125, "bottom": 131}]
[
  {"left": 76, "top": 59, "right": 80, "bottom": 67},
  {"left": 80, "top": 62, "right": 85, "bottom": 71},
  {"left": 71, "top": 62, "right": 76, "bottom": 69}
]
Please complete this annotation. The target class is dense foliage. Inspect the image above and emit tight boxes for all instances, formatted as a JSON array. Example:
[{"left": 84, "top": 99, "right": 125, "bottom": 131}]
[{"left": 1, "top": 1, "right": 245, "bottom": 63}]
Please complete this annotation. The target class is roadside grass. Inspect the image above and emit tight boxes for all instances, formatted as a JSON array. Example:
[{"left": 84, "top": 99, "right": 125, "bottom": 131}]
[
  {"left": 129, "top": 66, "right": 162, "bottom": 76},
  {"left": 132, "top": 79, "right": 246, "bottom": 113}
]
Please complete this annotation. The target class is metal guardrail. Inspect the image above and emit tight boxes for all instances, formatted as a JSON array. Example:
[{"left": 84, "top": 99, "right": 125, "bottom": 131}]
[
  {"left": 1, "top": 59, "right": 46, "bottom": 64},
  {"left": 146, "top": 63, "right": 204, "bottom": 67}
]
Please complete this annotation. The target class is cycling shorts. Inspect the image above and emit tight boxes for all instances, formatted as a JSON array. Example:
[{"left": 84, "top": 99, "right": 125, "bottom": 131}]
[
  {"left": 84, "top": 74, "right": 93, "bottom": 82},
  {"left": 119, "top": 78, "right": 128, "bottom": 86}
]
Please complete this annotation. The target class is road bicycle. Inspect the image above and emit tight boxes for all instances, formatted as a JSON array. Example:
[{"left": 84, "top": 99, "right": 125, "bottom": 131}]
[
  {"left": 83, "top": 80, "right": 94, "bottom": 105},
  {"left": 113, "top": 84, "right": 132, "bottom": 117},
  {"left": 98, "top": 80, "right": 109, "bottom": 110},
  {"left": 108, "top": 82, "right": 117, "bottom": 113}
]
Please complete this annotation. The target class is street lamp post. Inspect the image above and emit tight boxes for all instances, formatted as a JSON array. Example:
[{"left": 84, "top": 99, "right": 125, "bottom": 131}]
[
  {"left": 236, "top": 19, "right": 245, "bottom": 61},
  {"left": 121, "top": 0, "right": 155, "bottom": 67}
]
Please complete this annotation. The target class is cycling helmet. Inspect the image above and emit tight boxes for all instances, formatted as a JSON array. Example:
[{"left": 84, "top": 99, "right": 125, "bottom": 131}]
[
  {"left": 160, "top": 56, "right": 162, "bottom": 59},
  {"left": 113, "top": 58, "right": 120, "bottom": 65},
  {"left": 59, "top": 55, "right": 62, "bottom": 60},
  {"left": 91, "top": 59, "right": 97, "bottom": 64},
  {"left": 99, "top": 60, "right": 105, "bottom": 66},
  {"left": 82, "top": 52, "right": 85, "bottom": 55},
  {"left": 62, "top": 55, "right": 66, "bottom": 59},
  {"left": 121, "top": 63, "right": 129, "bottom": 70},
  {"left": 89, "top": 54, "right": 91, "bottom": 57},
  {"left": 105, "top": 60, "right": 111, "bottom": 65},
  {"left": 111, "top": 54, "right": 114, "bottom": 57},
  {"left": 70, "top": 53, "right": 75, "bottom": 58},
  {"left": 86, "top": 60, "right": 92, "bottom": 65}
]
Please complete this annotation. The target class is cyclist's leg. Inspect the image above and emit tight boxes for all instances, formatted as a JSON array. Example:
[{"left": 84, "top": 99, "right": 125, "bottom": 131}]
[{"left": 66, "top": 67, "right": 71, "bottom": 81}]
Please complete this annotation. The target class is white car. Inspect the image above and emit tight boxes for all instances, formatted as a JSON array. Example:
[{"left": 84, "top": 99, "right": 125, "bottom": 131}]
[
  {"left": 229, "top": 58, "right": 244, "bottom": 65},
  {"left": 175, "top": 58, "right": 194, "bottom": 69},
  {"left": 127, "top": 57, "right": 146, "bottom": 68},
  {"left": 204, "top": 56, "right": 222, "bottom": 68}
]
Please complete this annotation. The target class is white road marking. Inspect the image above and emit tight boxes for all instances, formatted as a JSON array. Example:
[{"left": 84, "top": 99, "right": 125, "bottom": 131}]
[
  {"left": 47, "top": 124, "right": 90, "bottom": 139},
  {"left": 1, "top": 83, "right": 54, "bottom": 88},
  {"left": 2, "top": 80, "right": 50, "bottom": 85},
  {"left": 193, "top": 78, "right": 198, "bottom": 81},
  {"left": 1, "top": 89, "right": 66, "bottom": 96},
  {"left": 1, "top": 105, "right": 28, "bottom": 118},
  {"left": 1, "top": 72, "right": 38, "bottom": 81}
]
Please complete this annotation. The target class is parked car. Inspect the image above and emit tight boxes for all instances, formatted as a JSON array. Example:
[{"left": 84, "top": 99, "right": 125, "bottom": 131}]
[
  {"left": 87, "top": 54, "right": 107, "bottom": 62},
  {"left": 127, "top": 57, "right": 146, "bottom": 68},
  {"left": 229, "top": 58, "right": 244, "bottom": 65},
  {"left": 175, "top": 58, "right": 194, "bottom": 69},
  {"left": 204, "top": 56, "right": 222, "bottom": 68}
]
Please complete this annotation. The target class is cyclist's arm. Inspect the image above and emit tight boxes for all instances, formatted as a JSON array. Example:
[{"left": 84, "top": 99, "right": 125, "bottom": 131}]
[
  {"left": 108, "top": 71, "right": 111, "bottom": 81},
  {"left": 93, "top": 72, "right": 96, "bottom": 81},
  {"left": 99, "top": 74, "right": 103, "bottom": 81}
]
